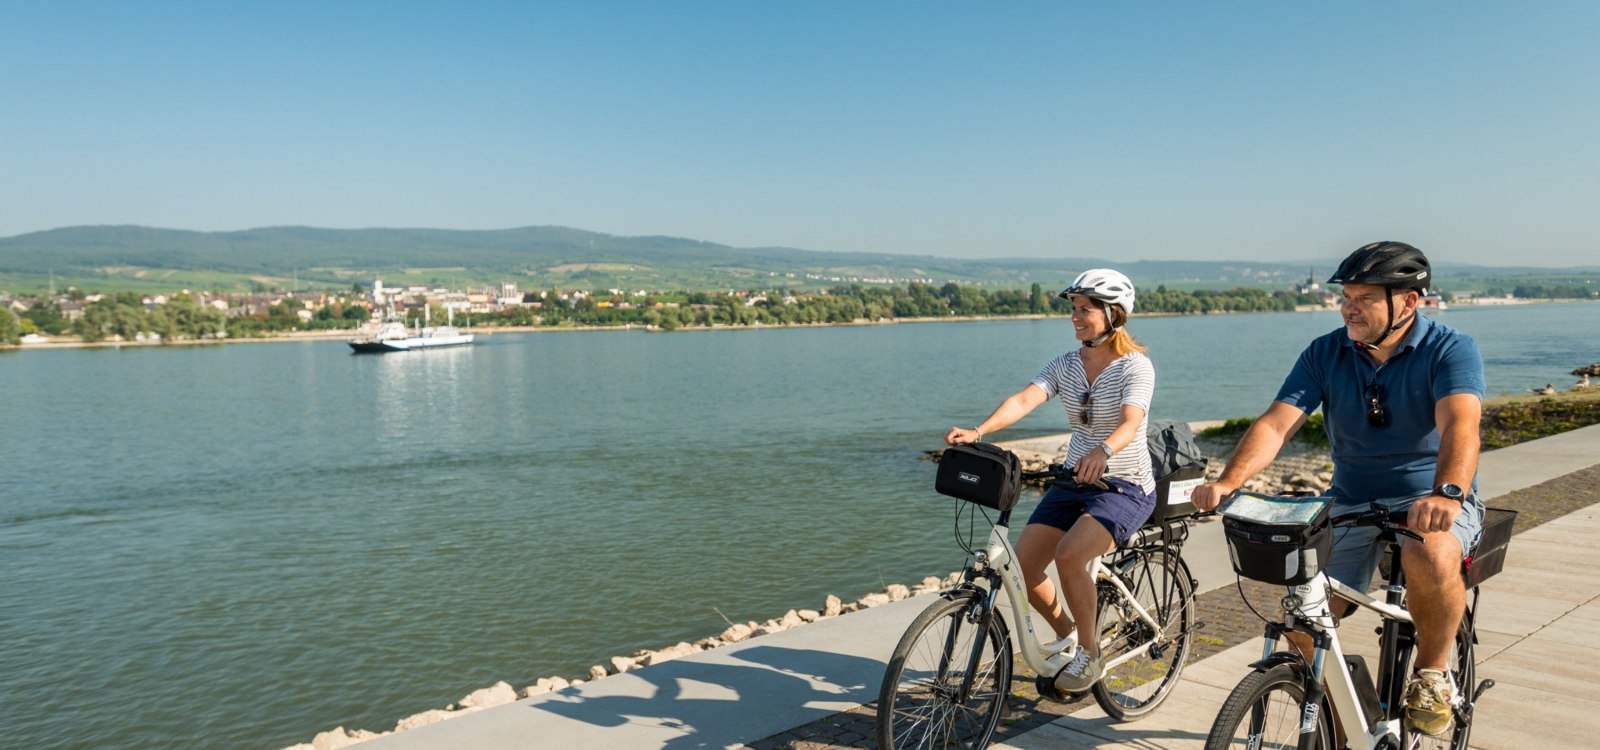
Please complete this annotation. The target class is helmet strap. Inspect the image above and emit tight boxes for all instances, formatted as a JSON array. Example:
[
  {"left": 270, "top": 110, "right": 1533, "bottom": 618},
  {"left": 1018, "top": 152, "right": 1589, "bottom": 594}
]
[
  {"left": 1356, "top": 289, "right": 1414, "bottom": 350},
  {"left": 1084, "top": 302, "right": 1120, "bottom": 348}
]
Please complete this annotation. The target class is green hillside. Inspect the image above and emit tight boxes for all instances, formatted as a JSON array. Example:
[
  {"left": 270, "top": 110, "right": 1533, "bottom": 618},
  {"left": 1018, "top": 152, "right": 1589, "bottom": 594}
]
[{"left": 1, "top": 225, "right": 1595, "bottom": 295}]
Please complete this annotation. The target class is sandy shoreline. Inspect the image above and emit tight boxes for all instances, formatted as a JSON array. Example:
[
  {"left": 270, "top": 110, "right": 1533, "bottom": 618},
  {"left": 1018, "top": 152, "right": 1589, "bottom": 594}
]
[
  {"left": 4, "top": 297, "right": 1588, "bottom": 352},
  {"left": 15, "top": 298, "right": 1594, "bottom": 352},
  {"left": 0, "top": 307, "right": 1320, "bottom": 351}
]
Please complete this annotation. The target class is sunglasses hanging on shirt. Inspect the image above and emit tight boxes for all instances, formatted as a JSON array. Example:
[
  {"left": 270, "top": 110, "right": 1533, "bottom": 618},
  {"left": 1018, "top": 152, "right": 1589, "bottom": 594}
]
[{"left": 1365, "top": 382, "right": 1389, "bottom": 429}]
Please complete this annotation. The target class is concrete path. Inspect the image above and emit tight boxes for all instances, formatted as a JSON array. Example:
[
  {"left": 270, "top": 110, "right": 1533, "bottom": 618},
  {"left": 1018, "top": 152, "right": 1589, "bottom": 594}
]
[
  {"left": 359, "top": 423, "right": 1600, "bottom": 749},
  {"left": 993, "top": 500, "right": 1600, "bottom": 750}
]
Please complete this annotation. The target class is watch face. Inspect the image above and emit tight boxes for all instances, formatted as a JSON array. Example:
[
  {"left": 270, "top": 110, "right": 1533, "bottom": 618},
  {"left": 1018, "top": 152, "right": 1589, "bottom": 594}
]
[{"left": 1437, "top": 483, "right": 1464, "bottom": 500}]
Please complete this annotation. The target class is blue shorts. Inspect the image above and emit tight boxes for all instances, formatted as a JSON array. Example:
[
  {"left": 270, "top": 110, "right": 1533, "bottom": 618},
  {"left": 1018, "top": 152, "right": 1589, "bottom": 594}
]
[
  {"left": 1026, "top": 478, "right": 1157, "bottom": 547},
  {"left": 1324, "top": 493, "right": 1485, "bottom": 592}
]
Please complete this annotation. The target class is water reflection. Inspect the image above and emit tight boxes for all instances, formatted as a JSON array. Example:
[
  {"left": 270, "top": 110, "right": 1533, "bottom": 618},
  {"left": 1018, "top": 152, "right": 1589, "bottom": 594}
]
[{"left": 367, "top": 347, "right": 477, "bottom": 444}]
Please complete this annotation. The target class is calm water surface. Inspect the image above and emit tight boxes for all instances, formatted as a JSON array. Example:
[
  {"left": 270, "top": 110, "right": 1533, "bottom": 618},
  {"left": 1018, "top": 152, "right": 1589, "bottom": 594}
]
[{"left": 1, "top": 302, "right": 1594, "bottom": 749}]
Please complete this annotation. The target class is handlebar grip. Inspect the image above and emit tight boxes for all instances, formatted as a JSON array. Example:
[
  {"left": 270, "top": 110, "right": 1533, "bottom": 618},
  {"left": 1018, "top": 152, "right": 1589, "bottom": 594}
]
[
  {"left": 1329, "top": 506, "right": 1425, "bottom": 542},
  {"left": 1019, "top": 465, "right": 1112, "bottom": 492}
]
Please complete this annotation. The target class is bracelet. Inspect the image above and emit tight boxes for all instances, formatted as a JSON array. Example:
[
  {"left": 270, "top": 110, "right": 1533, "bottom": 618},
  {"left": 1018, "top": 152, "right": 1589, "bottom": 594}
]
[{"left": 974, "top": 428, "right": 985, "bottom": 441}]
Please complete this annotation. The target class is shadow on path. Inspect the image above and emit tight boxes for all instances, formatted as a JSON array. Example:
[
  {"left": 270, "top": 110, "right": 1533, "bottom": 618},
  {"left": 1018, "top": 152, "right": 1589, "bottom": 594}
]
[{"left": 529, "top": 645, "right": 884, "bottom": 749}]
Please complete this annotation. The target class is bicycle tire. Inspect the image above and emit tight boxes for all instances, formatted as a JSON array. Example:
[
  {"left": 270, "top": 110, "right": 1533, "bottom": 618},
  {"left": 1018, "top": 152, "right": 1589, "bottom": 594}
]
[
  {"left": 1204, "top": 663, "right": 1335, "bottom": 750},
  {"left": 1399, "top": 617, "right": 1476, "bottom": 750},
  {"left": 1091, "top": 546, "right": 1196, "bottom": 720},
  {"left": 876, "top": 591, "right": 1013, "bottom": 750}
]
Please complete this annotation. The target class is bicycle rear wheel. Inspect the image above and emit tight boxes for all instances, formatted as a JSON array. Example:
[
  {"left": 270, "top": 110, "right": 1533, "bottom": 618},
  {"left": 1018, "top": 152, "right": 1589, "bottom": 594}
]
[
  {"left": 1091, "top": 546, "right": 1196, "bottom": 720},
  {"left": 1400, "top": 617, "right": 1476, "bottom": 750},
  {"left": 876, "top": 591, "right": 1013, "bottom": 750},
  {"left": 1204, "top": 663, "right": 1334, "bottom": 750}
]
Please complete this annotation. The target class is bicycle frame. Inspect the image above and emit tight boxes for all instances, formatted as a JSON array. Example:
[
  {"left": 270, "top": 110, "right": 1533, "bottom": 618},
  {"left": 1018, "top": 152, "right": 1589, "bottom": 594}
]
[
  {"left": 1257, "top": 572, "right": 1416, "bottom": 749},
  {"left": 968, "top": 511, "right": 1167, "bottom": 680}
]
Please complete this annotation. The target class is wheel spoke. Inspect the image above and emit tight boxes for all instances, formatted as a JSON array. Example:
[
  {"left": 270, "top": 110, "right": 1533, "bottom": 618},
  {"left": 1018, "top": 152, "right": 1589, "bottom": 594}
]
[
  {"left": 877, "top": 594, "right": 1011, "bottom": 749},
  {"left": 1205, "top": 664, "right": 1330, "bottom": 749},
  {"left": 1092, "top": 547, "right": 1195, "bottom": 720}
]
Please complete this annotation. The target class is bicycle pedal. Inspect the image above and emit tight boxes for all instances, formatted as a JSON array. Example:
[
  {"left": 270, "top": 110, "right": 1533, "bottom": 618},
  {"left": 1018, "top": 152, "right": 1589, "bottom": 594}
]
[
  {"left": 1033, "top": 675, "right": 1069, "bottom": 703},
  {"left": 1472, "top": 678, "right": 1496, "bottom": 702}
]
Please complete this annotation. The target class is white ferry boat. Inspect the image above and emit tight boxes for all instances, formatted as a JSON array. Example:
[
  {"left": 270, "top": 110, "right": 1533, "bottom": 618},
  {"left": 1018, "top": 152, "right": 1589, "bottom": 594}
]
[{"left": 349, "top": 309, "right": 474, "bottom": 353}]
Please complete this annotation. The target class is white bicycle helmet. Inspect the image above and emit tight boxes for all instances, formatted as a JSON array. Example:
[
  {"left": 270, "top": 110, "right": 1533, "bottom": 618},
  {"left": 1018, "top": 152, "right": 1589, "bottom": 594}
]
[
  {"left": 1059, "top": 269, "right": 1136, "bottom": 348},
  {"left": 1058, "top": 269, "right": 1136, "bottom": 315}
]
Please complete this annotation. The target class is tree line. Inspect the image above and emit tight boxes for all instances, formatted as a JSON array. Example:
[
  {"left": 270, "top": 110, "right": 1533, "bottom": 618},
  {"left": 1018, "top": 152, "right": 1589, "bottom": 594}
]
[
  {"left": 518, "top": 283, "right": 1319, "bottom": 331},
  {"left": 1491, "top": 283, "right": 1597, "bottom": 300},
  {"left": 0, "top": 283, "right": 1324, "bottom": 344}
]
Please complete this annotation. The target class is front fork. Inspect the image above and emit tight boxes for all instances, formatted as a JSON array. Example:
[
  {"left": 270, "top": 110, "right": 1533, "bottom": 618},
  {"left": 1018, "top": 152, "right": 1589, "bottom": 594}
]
[
  {"left": 947, "top": 571, "right": 1007, "bottom": 705},
  {"left": 1254, "top": 621, "right": 1333, "bottom": 750}
]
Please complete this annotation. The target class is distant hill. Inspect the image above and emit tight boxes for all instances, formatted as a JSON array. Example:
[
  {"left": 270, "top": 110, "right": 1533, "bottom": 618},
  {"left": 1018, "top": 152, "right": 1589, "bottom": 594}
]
[{"left": 0, "top": 225, "right": 1594, "bottom": 295}]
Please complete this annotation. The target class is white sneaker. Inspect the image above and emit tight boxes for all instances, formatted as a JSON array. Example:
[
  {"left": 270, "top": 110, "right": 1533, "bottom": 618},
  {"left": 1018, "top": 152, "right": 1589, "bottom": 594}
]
[
  {"left": 1042, "top": 635, "right": 1077, "bottom": 655},
  {"left": 1053, "top": 649, "right": 1104, "bottom": 693}
]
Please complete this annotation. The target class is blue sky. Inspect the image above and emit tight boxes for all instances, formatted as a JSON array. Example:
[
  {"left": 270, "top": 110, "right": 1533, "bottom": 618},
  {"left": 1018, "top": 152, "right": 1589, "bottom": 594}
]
[{"left": 3, "top": 1, "right": 1596, "bottom": 266}]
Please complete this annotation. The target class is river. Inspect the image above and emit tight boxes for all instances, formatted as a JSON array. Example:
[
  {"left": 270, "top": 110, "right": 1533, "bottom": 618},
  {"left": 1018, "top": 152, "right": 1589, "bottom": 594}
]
[{"left": 1, "top": 301, "right": 1594, "bottom": 749}]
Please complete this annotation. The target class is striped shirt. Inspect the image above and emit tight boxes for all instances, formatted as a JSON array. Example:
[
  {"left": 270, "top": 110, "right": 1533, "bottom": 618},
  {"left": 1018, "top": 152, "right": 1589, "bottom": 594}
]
[{"left": 1032, "top": 351, "right": 1156, "bottom": 494}]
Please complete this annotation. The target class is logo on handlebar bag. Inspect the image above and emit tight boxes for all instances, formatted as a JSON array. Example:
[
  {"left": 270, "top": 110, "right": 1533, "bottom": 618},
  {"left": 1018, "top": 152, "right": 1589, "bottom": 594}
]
[{"left": 958, "top": 472, "right": 981, "bottom": 485}]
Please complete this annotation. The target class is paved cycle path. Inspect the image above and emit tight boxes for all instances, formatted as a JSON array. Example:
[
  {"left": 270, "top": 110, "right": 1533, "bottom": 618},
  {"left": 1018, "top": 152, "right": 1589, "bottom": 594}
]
[{"left": 358, "top": 423, "right": 1600, "bottom": 749}]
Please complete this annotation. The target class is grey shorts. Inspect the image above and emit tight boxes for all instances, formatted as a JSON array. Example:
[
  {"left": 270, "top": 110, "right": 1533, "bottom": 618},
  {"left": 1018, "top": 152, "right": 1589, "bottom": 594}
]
[
  {"left": 1324, "top": 493, "right": 1485, "bottom": 592},
  {"left": 1026, "top": 478, "right": 1157, "bottom": 547}
]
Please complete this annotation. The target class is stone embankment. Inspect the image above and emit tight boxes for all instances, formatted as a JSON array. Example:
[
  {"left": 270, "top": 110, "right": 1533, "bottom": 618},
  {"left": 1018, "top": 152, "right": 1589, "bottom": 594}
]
[
  {"left": 985, "top": 430, "right": 1334, "bottom": 498},
  {"left": 280, "top": 573, "right": 968, "bottom": 750}
]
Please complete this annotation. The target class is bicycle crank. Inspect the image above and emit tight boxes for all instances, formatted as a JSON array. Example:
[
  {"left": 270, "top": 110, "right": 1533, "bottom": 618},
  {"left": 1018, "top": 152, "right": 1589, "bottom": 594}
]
[
  {"left": 1035, "top": 668, "right": 1091, "bottom": 703},
  {"left": 1034, "top": 674, "right": 1070, "bottom": 702}
]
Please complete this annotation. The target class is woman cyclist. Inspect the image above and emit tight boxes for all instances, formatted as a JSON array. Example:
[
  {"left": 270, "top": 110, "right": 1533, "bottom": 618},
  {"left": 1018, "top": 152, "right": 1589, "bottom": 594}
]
[{"left": 944, "top": 268, "right": 1157, "bottom": 692}]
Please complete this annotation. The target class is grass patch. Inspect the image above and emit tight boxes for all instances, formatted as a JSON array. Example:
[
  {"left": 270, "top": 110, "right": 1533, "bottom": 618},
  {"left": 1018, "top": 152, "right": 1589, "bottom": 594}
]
[
  {"left": 1480, "top": 389, "right": 1600, "bottom": 449},
  {"left": 1199, "top": 389, "right": 1600, "bottom": 451}
]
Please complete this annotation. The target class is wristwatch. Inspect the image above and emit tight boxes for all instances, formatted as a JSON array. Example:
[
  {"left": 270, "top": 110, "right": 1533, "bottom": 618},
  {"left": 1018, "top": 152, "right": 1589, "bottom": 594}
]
[
  {"left": 1433, "top": 483, "right": 1465, "bottom": 502},
  {"left": 1098, "top": 442, "right": 1114, "bottom": 458}
]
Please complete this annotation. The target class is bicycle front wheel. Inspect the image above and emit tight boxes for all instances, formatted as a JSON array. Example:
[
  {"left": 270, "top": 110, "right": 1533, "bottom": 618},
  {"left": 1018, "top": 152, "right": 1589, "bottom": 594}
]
[
  {"left": 876, "top": 592, "right": 1013, "bottom": 750},
  {"left": 1091, "top": 546, "right": 1195, "bottom": 720},
  {"left": 1204, "top": 663, "right": 1334, "bottom": 750},
  {"left": 1400, "top": 617, "right": 1477, "bottom": 750}
]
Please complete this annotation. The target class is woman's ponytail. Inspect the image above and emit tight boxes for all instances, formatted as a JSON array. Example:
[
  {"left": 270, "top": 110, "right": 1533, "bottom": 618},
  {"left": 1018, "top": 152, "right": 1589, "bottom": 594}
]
[{"left": 1105, "top": 308, "right": 1146, "bottom": 356}]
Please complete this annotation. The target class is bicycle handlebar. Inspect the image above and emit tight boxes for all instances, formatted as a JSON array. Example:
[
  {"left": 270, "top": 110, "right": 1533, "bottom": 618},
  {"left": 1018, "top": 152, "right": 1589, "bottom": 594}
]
[
  {"left": 1020, "top": 463, "right": 1112, "bottom": 491},
  {"left": 1331, "top": 505, "right": 1424, "bottom": 543}
]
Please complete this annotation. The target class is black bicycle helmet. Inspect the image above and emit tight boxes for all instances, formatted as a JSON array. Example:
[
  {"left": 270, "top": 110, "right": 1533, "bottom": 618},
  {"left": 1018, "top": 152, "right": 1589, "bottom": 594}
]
[
  {"left": 1326, "top": 241, "right": 1431, "bottom": 294},
  {"left": 1328, "top": 241, "right": 1431, "bottom": 349}
]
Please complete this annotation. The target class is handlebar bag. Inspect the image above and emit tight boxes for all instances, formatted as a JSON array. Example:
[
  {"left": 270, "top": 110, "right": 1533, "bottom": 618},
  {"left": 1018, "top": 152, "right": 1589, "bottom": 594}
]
[
  {"left": 935, "top": 442, "right": 1022, "bottom": 511},
  {"left": 1221, "top": 495, "right": 1333, "bottom": 585}
]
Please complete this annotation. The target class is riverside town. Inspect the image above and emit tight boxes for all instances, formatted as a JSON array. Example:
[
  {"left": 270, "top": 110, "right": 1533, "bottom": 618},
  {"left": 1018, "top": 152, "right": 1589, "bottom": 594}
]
[
  {"left": 1, "top": 278, "right": 1342, "bottom": 346},
  {"left": 11, "top": 272, "right": 1592, "bottom": 347}
]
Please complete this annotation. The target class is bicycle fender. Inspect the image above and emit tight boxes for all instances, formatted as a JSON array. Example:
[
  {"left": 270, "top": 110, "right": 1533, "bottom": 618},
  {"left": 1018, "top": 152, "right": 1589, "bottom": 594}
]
[
  {"left": 1248, "top": 651, "right": 1310, "bottom": 675},
  {"left": 937, "top": 587, "right": 1014, "bottom": 642},
  {"left": 939, "top": 584, "right": 986, "bottom": 601}
]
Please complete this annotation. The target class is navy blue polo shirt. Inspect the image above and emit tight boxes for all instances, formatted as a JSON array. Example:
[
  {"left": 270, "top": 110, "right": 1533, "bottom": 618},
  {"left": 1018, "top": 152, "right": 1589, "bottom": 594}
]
[{"left": 1275, "top": 315, "right": 1485, "bottom": 504}]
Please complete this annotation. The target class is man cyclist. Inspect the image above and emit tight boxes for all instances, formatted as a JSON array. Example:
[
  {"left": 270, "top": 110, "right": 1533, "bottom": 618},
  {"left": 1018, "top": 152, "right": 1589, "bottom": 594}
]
[{"left": 1192, "top": 241, "right": 1485, "bottom": 738}]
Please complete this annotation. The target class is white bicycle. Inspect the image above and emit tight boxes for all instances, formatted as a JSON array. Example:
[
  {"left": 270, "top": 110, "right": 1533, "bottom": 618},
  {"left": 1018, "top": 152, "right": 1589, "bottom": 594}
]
[
  {"left": 1207, "top": 493, "right": 1513, "bottom": 750},
  {"left": 876, "top": 467, "right": 1204, "bottom": 750}
]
